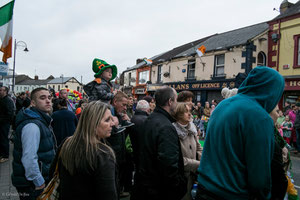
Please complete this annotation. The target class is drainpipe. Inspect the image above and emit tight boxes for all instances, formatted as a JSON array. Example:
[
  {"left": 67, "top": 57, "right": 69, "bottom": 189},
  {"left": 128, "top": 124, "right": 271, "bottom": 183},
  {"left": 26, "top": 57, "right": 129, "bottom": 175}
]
[{"left": 276, "top": 19, "right": 281, "bottom": 72}]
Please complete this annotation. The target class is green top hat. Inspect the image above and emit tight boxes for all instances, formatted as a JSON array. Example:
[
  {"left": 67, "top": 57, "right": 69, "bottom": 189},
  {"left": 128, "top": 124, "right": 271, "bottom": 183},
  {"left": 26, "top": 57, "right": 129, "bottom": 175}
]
[{"left": 92, "top": 58, "right": 117, "bottom": 80}]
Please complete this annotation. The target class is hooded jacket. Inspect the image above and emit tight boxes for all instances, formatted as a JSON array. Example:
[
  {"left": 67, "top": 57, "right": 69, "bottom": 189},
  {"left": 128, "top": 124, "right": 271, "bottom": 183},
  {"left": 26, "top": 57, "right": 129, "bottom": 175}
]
[{"left": 197, "top": 66, "right": 284, "bottom": 200}]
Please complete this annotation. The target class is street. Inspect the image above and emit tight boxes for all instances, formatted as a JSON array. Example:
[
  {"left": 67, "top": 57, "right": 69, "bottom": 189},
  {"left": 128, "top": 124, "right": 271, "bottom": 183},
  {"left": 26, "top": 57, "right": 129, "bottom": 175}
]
[{"left": 291, "top": 154, "right": 300, "bottom": 195}]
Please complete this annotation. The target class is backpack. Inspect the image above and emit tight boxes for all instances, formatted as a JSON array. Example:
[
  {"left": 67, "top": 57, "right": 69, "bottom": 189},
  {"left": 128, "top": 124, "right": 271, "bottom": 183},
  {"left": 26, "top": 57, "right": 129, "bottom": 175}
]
[{"left": 83, "top": 81, "right": 99, "bottom": 101}]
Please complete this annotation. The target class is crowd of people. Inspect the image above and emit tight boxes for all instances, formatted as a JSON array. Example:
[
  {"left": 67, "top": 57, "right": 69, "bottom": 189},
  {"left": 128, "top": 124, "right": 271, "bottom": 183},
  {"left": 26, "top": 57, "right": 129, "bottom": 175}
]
[{"left": 0, "top": 61, "right": 298, "bottom": 200}]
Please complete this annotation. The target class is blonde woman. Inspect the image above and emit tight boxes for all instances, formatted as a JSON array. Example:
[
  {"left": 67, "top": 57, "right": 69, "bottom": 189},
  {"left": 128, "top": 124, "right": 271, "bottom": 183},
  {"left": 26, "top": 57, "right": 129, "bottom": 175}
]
[
  {"left": 173, "top": 102, "right": 202, "bottom": 200},
  {"left": 50, "top": 101, "right": 118, "bottom": 199}
]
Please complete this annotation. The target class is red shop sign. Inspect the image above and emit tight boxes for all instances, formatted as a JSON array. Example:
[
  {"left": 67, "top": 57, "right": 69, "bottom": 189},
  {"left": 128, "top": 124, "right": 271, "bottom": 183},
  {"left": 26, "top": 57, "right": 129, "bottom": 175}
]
[{"left": 285, "top": 79, "right": 300, "bottom": 91}]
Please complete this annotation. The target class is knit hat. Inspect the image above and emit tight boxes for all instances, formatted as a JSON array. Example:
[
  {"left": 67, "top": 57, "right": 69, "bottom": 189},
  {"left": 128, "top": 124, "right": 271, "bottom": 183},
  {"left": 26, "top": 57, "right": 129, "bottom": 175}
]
[{"left": 92, "top": 58, "right": 117, "bottom": 80}]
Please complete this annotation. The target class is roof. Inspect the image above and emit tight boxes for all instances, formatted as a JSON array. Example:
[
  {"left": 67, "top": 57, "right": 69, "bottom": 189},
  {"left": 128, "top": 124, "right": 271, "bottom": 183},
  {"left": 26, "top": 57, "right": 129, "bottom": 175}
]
[
  {"left": 272, "top": 0, "right": 300, "bottom": 21},
  {"left": 176, "top": 22, "right": 268, "bottom": 57},
  {"left": 123, "top": 53, "right": 165, "bottom": 73},
  {"left": 151, "top": 35, "right": 213, "bottom": 63},
  {"left": 47, "top": 77, "right": 73, "bottom": 84},
  {"left": 123, "top": 35, "right": 213, "bottom": 73},
  {"left": 16, "top": 79, "right": 50, "bottom": 86}
]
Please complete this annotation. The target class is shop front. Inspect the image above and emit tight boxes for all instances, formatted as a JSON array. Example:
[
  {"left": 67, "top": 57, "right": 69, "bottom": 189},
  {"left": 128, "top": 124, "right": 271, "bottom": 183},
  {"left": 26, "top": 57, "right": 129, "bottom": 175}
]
[
  {"left": 133, "top": 85, "right": 148, "bottom": 100},
  {"left": 282, "top": 77, "right": 300, "bottom": 107},
  {"left": 165, "top": 79, "right": 236, "bottom": 105}
]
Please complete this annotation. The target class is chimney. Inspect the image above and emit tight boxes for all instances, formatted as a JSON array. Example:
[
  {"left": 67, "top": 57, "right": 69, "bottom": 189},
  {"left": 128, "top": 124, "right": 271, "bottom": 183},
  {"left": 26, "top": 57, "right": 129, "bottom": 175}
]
[
  {"left": 136, "top": 58, "right": 144, "bottom": 64},
  {"left": 280, "top": 0, "right": 294, "bottom": 14},
  {"left": 34, "top": 75, "right": 38, "bottom": 80}
]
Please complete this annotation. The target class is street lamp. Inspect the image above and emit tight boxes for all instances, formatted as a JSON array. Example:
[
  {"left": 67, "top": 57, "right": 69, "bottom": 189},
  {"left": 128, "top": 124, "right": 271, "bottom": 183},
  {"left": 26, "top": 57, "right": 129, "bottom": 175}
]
[{"left": 12, "top": 39, "right": 29, "bottom": 93}]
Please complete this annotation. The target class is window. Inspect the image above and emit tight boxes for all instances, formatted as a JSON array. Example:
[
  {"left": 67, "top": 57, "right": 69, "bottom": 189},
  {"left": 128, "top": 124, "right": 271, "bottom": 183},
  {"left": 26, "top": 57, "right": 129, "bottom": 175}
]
[
  {"left": 157, "top": 65, "right": 162, "bottom": 83},
  {"left": 58, "top": 85, "right": 60, "bottom": 91},
  {"left": 214, "top": 54, "right": 225, "bottom": 77},
  {"left": 16, "top": 86, "right": 18, "bottom": 90},
  {"left": 257, "top": 51, "right": 266, "bottom": 66},
  {"left": 187, "top": 59, "right": 195, "bottom": 79},
  {"left": 138, "top": 70, "right": 149, "bottom": 84},
  {"left": 77, "top": 86, "right": 80, "bottom": 91},
  {"left": 53, "top": 85, "right": 55, "bottom": 90},
  {"left": 294, "top": 35, "right": 300, "bottom": 68},
  {"left": 129, "top": 73, "right": 131, "bottom": 86}
]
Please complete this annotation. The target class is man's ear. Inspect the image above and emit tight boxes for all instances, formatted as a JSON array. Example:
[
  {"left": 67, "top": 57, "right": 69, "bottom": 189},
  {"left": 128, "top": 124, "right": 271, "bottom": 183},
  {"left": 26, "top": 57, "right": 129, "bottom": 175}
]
[
  {"left": 167, "top": 98, "right": 172, "bottom": 106},
  {"left": 31, "top": 100, "right": 36, "bottom": 107}
]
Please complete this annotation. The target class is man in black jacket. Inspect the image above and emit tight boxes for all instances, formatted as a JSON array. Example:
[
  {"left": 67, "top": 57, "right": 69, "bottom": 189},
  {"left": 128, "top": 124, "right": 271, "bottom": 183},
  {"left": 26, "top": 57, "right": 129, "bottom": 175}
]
[
  {"left": 135, "top": 86, "right": 186, "bottom": 200},
  {"left": 0, "top": 86, "right": 15, "bottom": 163},
  {"left": 130, "top": 100, "right": 150, "bottom": 166}
]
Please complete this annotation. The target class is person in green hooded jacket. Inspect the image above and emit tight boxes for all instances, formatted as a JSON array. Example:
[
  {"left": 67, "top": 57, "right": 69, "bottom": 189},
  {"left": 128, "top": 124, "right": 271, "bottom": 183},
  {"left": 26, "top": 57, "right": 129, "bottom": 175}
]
[{"left": 196, "top": 66, "right": 285, "bottom": 200}]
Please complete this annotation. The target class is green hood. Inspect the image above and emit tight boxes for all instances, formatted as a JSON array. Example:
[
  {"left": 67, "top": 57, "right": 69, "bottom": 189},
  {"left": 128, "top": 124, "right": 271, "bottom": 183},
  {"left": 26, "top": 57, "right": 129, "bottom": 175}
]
[{"left": 238, "top": 66, "right": 284, "bottom": 113}]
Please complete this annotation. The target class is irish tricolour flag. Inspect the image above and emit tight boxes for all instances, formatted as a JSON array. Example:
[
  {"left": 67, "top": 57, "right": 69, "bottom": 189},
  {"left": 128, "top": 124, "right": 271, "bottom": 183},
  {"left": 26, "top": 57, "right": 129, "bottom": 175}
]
[{"left": 0, "top": 0, "right": 14, "bottom": 63}]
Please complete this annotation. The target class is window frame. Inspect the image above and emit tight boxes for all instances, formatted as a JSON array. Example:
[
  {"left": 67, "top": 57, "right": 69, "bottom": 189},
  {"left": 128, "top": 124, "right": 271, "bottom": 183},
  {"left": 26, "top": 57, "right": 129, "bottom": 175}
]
[
  {"left": 187, "top": 59, "right": 196, "bottom": 79},
  {"left": 138, "top": 70, "right": 149, "bottom": 85},
  {"left": 257, "top": 51, "right": 266, "bottom": 66},
  {"left": 214, "top": 54, "right": 225, "bottom": 77},
  {"left": 157, "top": 65, "right": 162, "bottom": 83},
  {"left": 294, "top": 34, "right": 300, "bottom": 68}
]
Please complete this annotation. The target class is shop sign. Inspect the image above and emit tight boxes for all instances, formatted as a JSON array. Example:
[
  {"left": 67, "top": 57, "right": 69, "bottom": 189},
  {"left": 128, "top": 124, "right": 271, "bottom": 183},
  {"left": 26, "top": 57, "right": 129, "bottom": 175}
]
[
  {"left": 0, "top": 62, "right": 8, "bottom": 76},
  {"left": 283, "top": 64, "right": 289, "bottom": 69},
  {"left": 166, "top": 81, "right": 235, "bottom": 91},
  {"left": 147, "top": 84, "right": 164, "bottom": 91},
  {"left": 285, "top": 79, "right": 300, "bottom": 90},
  {"left": 135, "top": 88, "right": 146, "bottom": 94}
]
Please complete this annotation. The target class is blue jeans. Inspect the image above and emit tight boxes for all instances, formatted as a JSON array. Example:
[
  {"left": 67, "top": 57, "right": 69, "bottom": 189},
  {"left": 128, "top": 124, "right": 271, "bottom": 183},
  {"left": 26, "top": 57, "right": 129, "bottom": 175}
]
[{"left": 0, "top": 123, "right": 10, "bottom": 158}]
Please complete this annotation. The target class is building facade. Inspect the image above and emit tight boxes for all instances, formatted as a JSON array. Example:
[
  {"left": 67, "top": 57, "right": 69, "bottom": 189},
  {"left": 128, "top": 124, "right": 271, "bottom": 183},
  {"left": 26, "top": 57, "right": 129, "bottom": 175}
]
[
  {"left": 268, "top": 0, "right": 300, "bottom": 106},
  {"left": 122, "top": 22, "right": 269, "bottom": 104},
  {"left": 47, "top": 77, "right": 83, "bottom": 92}
]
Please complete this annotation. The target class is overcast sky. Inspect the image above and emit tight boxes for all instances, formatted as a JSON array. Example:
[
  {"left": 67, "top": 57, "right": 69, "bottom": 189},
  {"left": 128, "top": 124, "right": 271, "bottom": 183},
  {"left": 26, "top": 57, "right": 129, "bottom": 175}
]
[{"left": 0, "top": 0, "right": 296, "bottom": 84}]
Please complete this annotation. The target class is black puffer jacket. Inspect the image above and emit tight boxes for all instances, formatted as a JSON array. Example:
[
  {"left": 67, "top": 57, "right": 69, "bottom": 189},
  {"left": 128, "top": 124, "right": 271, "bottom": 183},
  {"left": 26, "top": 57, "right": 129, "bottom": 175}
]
[{"left": 135, "top": 106, "right": 186, "bottom": 200}]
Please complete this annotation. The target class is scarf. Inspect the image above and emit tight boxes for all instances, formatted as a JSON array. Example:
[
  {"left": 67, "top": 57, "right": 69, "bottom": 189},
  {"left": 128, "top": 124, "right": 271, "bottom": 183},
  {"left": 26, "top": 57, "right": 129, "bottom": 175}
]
[{"left": 173, "top": 121, "right": 197, "bottom": 140}]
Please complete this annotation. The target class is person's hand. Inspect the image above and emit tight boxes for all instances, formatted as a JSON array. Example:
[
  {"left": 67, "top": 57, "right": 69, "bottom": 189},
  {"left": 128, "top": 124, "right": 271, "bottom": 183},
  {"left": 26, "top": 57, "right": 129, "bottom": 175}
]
[
  {"left": 35, "top": 183, "right": 45, "bottom": 190},
  {"left": 122, "top": 114, "right": 130, "bottom": 121},
  {"left": 112, "top": 116, "right": 119, "bottom": 126}
]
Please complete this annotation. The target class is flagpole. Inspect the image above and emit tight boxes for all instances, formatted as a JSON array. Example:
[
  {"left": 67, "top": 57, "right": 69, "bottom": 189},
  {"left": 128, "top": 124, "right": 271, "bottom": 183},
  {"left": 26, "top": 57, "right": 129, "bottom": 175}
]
[
  {"left": 12, "top": 40, "right": 29, "bottom": 94},
  {"left": 12, "top": 39, "right": 16, "bottom": 93}
]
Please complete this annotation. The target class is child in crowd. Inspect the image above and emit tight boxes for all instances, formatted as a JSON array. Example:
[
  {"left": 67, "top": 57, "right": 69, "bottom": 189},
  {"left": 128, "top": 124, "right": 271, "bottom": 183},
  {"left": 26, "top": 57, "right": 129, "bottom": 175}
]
[
  {"left": 282, "top": 115, "right": 293, "bottom": 144},
  {"left": 275, "top": 122, "right": 283, "bottom": 137},
  {"left": 84, "top": 58, "right": 118, "bottom": 103},
  {"left": 277, "top": 110, "right": 285, "bottom": 125}
]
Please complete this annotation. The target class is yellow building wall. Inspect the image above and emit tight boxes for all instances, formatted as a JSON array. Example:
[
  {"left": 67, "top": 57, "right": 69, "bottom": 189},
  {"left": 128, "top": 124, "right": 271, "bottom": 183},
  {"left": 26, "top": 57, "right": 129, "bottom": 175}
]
[{"left": 278, "top": 17, "right": 300, "bottom": 76}]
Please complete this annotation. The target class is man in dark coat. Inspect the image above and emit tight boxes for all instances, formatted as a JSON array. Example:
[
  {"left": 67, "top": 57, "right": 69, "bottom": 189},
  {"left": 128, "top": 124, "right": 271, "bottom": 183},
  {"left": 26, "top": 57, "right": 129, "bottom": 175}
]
[
  {"left": 52, "top": 98, "right": 78, "bottom": 146},
  {"left": 15, "top": 92, "right": 26, "bottom": 114},
  {"left": 0, "top": 86, "right": 15, "bottom": 163},
  {"left": 130, "top": 100, "right": 150, "bottom": 166},
  {"left": 135, "top": 86, "right": 186, "bottom": 200}
]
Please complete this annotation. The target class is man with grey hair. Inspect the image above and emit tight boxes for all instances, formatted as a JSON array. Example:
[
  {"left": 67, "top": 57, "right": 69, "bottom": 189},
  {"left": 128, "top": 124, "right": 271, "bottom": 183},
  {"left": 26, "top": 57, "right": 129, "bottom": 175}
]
[
  {"left": 130, "top": 100, "right": 150, "bottom": 164},
  {"left": 133, "top": 86, "right": 186, "bottom": 200}
]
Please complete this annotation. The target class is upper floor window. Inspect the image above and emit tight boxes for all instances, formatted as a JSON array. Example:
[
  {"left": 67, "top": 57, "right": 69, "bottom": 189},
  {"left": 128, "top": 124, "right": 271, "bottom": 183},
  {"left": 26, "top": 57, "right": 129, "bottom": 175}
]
[
  {"left": 129, "top": 72, "right": 132, "bottom": 86},
  {"left": 157, "top": 65, "right": 162, "bottom": 83},
  {"left": 294, "top": 34, "right": 300, "bottom": 68},
  {"left": 214, "top": 54, "right": 225, "bottom": 77},
  {"left": 187, "top": 59, "right": 195, "bottom": 79},
  {"left": 138, "top": 70, "right": 149, "bottom": 84},
  {"left": 257, "top": 51, "right": 266, "bottom": 66}
]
